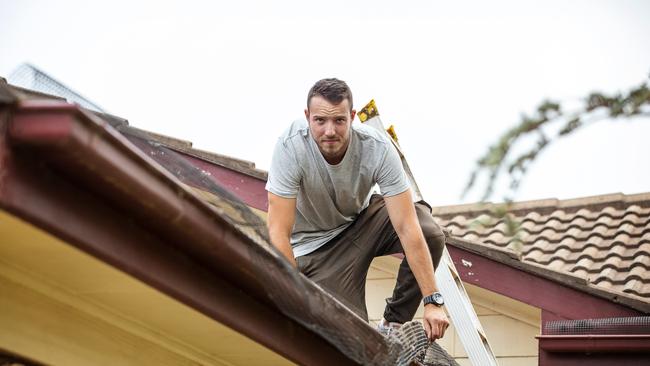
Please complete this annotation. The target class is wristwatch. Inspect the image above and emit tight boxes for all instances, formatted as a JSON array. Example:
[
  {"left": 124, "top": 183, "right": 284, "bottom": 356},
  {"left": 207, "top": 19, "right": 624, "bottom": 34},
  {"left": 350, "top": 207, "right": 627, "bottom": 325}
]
[{"left": 423, "top": 292, "right": 444, "bottom": 307}]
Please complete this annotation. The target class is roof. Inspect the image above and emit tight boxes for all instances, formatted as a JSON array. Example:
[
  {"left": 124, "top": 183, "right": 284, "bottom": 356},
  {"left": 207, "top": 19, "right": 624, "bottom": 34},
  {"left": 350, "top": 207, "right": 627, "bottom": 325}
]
[
  {"left": 7, "top": 73, "right": 648, "bottom": 362},
  {"left": 0, "top": 78, "right": 418, "bottom": 365},
  {"left": 431, "top": 193, "right": 650, "bottom": 312}
]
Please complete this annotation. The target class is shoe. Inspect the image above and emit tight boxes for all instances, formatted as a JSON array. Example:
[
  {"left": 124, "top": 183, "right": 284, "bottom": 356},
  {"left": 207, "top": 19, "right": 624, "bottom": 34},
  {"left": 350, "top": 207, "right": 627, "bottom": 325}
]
[{"left": 376, "top": 317, "right": 402, "bottom": 337}]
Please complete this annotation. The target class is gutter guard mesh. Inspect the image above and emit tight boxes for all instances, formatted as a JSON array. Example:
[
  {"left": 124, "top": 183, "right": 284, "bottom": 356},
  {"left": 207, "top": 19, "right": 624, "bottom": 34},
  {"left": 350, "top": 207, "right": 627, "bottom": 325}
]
[{"left": 544, "top": 316, "right": 650, "bottom": 335}]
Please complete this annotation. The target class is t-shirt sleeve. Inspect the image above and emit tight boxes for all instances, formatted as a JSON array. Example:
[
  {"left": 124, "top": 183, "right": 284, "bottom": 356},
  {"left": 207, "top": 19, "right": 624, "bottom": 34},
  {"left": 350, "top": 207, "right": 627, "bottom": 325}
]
[
  {"left": 376, "top": 142, "right": 410, "bottom": 197},
  {"left": 265, "top": 137, "right": 302, "bottom": 198}
]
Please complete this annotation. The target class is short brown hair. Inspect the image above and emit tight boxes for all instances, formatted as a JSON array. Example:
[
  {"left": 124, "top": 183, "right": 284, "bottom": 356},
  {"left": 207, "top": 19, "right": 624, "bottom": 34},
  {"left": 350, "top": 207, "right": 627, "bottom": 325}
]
[{"left": 307, "top": 78, "right": 353, "bottom": 111}]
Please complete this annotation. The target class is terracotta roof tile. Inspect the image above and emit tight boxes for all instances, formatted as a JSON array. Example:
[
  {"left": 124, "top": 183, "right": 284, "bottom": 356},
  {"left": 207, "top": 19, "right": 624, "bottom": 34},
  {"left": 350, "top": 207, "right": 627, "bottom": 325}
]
[
  {"left": 573, "top": 268, "right": 588, "bottom": 277},
  {"left": 634, "top": 253, "right": 650, "bottom": 267},
  {"left": 624, "top": 280, "right": 646, "bottom": 297},
  {"left": 433, "top": 192, "right": 650, "bottom": 307}
]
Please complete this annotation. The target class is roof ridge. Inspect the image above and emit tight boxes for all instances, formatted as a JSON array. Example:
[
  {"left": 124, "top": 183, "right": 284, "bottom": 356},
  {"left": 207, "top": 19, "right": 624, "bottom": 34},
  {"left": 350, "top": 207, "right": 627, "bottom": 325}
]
[{"left": 432, "top": 192, "right": 650, "bottom": 217}]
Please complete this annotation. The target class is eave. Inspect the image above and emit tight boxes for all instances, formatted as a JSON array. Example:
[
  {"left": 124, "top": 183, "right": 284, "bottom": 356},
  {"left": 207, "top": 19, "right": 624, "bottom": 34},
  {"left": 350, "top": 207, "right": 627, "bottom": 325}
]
[{"left": 446, "top": 237, "right": 649, "bottom": 316}]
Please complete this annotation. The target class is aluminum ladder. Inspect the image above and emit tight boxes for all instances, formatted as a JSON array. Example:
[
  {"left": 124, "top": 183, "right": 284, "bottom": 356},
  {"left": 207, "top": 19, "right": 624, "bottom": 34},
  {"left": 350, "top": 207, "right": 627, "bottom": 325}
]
[{"left": 359, "top": 100, "right": 498, "bottom": 366}]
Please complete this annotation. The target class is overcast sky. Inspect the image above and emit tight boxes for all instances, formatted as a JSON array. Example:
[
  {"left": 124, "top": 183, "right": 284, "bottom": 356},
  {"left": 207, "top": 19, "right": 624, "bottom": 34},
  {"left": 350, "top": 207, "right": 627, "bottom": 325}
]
[{"left": 2, "top": 0, "right": 649, "bottom": 207}]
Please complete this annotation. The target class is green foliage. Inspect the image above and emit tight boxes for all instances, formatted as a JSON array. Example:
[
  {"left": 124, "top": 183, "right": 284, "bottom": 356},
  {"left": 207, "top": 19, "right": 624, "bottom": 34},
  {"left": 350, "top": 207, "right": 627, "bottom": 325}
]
[{"left": 462, "top": 77, "right": 650, "bottom": 203}]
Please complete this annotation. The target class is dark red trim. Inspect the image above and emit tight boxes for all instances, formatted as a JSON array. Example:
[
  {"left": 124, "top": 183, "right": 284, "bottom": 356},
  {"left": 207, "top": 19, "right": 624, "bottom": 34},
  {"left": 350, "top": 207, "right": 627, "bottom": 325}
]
[
  {"left": 120, "top": 134, "right": 269, "bottom": 212},
  {"left": 446, "top": 245, "right": 642, "bottom": 319},
  {"left": 538, "top": 335, "right": 650, "bottom": 353},
  {"left": 173, "top": 149, "right": 268, "bottom": 211},
  {"left": 542, "top": 309, "right": 568, "bottom": 323}
]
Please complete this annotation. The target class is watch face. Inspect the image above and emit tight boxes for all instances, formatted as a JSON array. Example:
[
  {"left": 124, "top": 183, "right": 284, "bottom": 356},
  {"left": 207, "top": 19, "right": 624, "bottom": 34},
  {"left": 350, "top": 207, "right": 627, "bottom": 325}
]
[{"left": 433, "top": 292, "right": 444, "bottom": 305}]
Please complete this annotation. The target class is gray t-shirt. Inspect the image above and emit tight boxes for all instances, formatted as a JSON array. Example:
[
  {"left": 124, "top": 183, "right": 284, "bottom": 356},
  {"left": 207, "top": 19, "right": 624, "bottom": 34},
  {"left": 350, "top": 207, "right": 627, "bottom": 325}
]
[{"left": 265, "top": 119, "right": 410, "bottom": 257}]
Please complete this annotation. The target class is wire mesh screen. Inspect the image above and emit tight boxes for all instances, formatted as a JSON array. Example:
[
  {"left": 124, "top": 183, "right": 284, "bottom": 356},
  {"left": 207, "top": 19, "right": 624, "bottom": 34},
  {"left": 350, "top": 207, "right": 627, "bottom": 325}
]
[
  {"left": 544, "top": 316, "right": 650, "bottom": 335},
  {"left": 8, "top": 63, "right": 106, "bottom": 112}
]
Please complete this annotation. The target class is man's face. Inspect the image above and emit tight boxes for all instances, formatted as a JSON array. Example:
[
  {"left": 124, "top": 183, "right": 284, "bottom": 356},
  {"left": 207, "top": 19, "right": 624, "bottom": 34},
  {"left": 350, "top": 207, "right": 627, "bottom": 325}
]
[{"left": 305, "top": 96, "right": 356, "bottom": 165}]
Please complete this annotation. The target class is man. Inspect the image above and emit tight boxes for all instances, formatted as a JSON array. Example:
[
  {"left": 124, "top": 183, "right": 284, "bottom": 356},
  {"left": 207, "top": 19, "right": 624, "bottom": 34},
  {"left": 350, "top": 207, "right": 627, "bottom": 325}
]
[{"left": 265, "top": 78, "right": 449, "bottom": 341}]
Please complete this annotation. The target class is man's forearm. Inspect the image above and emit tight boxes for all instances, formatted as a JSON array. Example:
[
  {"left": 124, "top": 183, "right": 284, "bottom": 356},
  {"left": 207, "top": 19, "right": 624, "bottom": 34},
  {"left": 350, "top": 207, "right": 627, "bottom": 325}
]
[
  {"left": 384, "top": 190, "right": 439, "bottom": 297},
  {"left": 400, "top": 231, "right": 438, "bottom": 297}
]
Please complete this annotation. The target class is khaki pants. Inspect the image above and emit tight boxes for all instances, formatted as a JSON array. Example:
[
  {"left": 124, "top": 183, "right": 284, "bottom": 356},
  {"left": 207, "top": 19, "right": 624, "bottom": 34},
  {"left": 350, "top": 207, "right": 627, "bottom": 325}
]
[{"left": 296, "top": 194, "right": 445, "bottom": 323}]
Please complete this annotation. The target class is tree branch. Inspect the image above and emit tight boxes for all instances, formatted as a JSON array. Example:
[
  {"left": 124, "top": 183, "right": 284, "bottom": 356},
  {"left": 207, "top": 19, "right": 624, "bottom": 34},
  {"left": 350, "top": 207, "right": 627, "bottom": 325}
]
[{"left": 462, "top": 77, "right": 650, "bottom": 202}]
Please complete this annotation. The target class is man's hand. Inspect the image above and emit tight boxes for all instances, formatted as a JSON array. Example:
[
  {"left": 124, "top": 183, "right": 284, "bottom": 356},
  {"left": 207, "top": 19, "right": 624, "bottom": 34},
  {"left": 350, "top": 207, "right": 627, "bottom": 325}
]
[{"left": 423, "top": 304, "right": 449, "bottom": 341}]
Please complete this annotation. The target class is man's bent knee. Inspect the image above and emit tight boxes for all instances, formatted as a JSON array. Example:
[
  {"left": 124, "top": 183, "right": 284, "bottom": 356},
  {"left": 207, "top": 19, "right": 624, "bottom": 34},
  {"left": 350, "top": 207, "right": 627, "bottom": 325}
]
[{"left": 425, "top": 232, "right": 445, "bottom": 269}]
